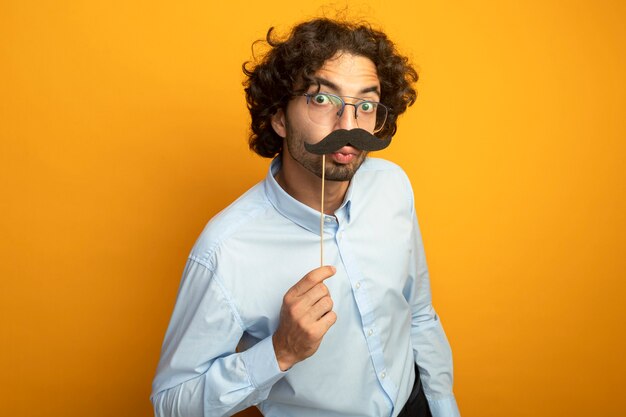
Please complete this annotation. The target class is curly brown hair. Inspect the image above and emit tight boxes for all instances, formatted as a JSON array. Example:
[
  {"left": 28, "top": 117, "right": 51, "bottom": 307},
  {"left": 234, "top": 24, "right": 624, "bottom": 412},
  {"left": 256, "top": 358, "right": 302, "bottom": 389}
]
[{"left": 242, "top": 18, "right": 418, "bottom": 158}]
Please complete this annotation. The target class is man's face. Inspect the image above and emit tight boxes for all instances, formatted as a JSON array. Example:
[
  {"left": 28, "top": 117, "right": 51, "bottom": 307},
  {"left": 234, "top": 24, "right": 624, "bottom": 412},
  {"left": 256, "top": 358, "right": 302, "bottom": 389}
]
[{"left": 275, "top": 52, "right": 381, "bottom": 182}]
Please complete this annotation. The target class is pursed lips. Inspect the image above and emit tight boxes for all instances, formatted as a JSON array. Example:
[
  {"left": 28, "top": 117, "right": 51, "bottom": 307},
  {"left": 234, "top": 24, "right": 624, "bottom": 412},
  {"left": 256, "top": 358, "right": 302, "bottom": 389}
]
[
  {"left": 332, "top": 145, "right": 359, "bottom": 156},
  {"left": 330, "top": 146, "right": 360, "bottom": 164}
]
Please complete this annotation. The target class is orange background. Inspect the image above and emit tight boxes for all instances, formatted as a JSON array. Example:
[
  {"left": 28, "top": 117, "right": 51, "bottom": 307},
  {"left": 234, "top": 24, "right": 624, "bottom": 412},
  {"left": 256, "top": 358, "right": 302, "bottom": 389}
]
[{"left": 1, "top": 1, "right": 625, "bottom": 416}]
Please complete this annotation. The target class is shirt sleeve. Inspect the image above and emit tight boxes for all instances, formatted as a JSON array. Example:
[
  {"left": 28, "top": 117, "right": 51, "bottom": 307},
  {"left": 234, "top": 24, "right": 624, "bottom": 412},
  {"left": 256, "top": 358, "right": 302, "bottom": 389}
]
[
  {"left": 151, "top": 258, "right": 286, "bottom": 417},
  {"left": 407, "top": 213, "right": 461, "bottom": 417}
]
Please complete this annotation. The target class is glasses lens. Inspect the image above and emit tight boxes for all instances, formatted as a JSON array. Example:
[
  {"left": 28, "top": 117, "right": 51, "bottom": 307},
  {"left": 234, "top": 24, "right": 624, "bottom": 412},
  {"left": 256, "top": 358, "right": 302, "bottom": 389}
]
[
  {"left": 306, "top": 93, "right": 342, "bottom": 123},
  {"left": 356, "top": 101, "right": 387, "bottom": 133}
]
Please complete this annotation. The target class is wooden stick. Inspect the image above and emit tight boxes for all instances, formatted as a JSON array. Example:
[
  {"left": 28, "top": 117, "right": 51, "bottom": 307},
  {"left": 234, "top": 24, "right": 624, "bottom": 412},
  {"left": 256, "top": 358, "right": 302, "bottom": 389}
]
[{"left": 320, "top": 154, "right": 325, "bottom": 267}]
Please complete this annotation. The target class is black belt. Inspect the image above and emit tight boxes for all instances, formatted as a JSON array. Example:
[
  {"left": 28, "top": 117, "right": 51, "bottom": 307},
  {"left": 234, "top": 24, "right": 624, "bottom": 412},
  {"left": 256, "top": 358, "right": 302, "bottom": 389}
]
[{"left": 397, "top": 365, "right": 432, "bottom": 417}]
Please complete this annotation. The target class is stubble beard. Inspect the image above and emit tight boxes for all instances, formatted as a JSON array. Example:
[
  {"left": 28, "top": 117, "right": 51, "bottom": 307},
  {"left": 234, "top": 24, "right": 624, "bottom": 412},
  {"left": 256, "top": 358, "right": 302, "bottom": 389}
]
[{"left": 285, "top": 128, "right": 367, "bottom": 182}]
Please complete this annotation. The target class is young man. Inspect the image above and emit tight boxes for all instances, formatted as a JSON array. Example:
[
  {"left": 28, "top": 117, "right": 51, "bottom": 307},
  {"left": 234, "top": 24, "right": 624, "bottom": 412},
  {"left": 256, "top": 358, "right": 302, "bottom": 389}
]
[{"left": 151, "top": 18, "right": 460, "bottom": 417}]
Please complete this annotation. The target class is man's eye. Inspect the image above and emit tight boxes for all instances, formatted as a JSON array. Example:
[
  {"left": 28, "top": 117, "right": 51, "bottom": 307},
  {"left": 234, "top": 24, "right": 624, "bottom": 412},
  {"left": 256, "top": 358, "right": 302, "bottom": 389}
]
[
  {"left": 359, "top": 102, "right": 377, "bottom": 114},
  {"left": 313, "top": 94, "right": 330, "bottom": 105}
]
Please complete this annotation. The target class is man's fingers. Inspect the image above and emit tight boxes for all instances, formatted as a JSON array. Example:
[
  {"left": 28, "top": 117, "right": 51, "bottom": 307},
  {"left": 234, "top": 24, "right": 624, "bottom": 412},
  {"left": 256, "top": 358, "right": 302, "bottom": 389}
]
[
  {"left": 300, "top": 282, "right": 329, "bottom": 306},
  {"left": 319, "top": 310, "right": 337, "bottom": 331},
  {"left": 309, "top": 295, "right": 333, "bottom": 320},
  {"left": 305, "top": 310, "right": 337, "bottom": 342},
  {"left": 287, "top": 284, "right": 332, "bottom": 322},
  {"left": 291, "top": 265, "right": 336, "bottom": 296}
]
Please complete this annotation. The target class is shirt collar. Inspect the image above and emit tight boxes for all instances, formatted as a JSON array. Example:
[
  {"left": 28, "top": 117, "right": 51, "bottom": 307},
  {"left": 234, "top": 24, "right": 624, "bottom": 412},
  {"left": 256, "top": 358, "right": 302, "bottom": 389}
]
[{"left": 264, "top": 157, "right": 354, "bottom": 236}]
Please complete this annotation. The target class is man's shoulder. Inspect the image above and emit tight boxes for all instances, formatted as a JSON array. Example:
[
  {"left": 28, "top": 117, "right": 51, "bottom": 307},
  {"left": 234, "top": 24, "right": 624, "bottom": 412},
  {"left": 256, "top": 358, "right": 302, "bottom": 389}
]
[
  {"left": 189, "top": 180, "right": 272, "bottom": 266},
  {"left": 358, "top": 157, "right": 412, "bottom": 186},
  {"left": 359, "top": 157, "right": 405, "bottom": 173},
  {"left": 354, "top": 157, "right": 415, "bottom": 211}
]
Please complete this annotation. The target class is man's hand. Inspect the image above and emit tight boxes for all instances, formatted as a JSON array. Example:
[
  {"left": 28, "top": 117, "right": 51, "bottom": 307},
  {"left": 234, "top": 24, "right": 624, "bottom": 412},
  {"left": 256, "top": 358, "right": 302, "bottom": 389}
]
[{"left": 272, "top": 266, "right": 337, "bottom": 371}]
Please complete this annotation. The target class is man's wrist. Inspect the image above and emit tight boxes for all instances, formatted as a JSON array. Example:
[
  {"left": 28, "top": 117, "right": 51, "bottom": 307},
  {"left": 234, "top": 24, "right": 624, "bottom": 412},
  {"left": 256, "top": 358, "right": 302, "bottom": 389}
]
[{"left": 272, "top": 333, "right": 296, "bottom": 371}]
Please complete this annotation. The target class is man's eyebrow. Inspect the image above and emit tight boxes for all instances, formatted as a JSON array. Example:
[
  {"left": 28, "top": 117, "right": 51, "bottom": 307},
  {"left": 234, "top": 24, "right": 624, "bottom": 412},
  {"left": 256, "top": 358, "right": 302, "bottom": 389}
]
[
  {"left": 312, "top": 77, "right": 339, "bottom": 92},
  {"left": 313, "top": 76, "right": 380, "bottom": 97},
  {"left": 359, "top": 86, "right": 381, "bottom": 96}
]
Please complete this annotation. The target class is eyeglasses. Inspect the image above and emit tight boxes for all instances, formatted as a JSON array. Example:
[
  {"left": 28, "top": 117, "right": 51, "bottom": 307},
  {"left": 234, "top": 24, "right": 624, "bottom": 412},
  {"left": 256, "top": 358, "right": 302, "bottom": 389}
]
[{"left": 301, "top": 92, "right": 389, "bottom": 133}]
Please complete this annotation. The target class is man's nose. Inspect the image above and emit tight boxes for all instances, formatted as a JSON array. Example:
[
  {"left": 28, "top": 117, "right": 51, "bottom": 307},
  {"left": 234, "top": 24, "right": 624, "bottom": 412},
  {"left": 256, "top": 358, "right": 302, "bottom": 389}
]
[{"left": 335, "top": 104, "right": 358, "bottom": 130}]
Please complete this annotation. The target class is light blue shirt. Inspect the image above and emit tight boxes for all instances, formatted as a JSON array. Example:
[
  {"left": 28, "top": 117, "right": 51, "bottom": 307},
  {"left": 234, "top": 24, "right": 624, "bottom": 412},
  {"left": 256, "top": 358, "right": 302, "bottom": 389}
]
[{"left": 151, "top": 157, "right": 460, "bottom": 417}]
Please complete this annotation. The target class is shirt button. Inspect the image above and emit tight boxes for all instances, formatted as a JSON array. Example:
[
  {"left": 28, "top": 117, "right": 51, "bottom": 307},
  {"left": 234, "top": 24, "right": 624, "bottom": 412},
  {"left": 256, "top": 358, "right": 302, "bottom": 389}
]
[
  {"left": 324, "top": 217, "right": 332, "bottom": 223},
  {"left": 367, "top": 329, "right": 373, "bottom": 336},
  {"left": 381, "top": 371, "right": 386, "bottom": 379},
  {"left": 355, "top": 281, "right": 361, "bottom": 289}
]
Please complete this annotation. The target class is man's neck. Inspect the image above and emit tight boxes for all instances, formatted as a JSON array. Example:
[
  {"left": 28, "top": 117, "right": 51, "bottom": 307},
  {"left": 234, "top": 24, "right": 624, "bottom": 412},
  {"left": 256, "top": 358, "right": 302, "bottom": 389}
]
[{"left": 275, "top": 155, "right": 349, "bottom": 215}]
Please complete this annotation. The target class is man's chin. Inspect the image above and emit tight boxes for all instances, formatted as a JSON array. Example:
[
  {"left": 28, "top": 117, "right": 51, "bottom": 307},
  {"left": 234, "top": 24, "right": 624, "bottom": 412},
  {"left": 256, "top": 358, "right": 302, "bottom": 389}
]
[
  {"left": 323, "top": 156, "right": 366, "bottom": 181},
  {"left": 324, "top": 174, "right": 355, "bottom": 182}
]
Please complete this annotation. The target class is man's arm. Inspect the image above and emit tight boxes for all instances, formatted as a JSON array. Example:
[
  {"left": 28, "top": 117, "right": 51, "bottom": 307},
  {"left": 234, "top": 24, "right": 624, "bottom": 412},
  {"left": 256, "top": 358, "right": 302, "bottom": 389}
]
[
  {"left": 408, "top": 214, "right": 461, "bottom": 417},
  {"left": 151, "top": 259, "right": 285, "bottom": 416},
  {"left": 151, "top": 259, "right": 337, "bottom": 417}
]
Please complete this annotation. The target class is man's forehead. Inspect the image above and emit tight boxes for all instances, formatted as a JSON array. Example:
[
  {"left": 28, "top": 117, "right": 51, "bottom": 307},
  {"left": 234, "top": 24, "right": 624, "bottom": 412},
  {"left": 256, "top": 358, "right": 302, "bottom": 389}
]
[{"left": 311, "top": 53, "right": 380, "bottom": 95}]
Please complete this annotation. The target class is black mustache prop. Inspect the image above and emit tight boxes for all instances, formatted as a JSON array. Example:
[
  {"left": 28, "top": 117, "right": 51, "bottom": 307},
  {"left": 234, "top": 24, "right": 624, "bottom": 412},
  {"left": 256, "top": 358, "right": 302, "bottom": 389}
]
[{"left": 304, "top": 128, "right": 391, "bottom": 155}]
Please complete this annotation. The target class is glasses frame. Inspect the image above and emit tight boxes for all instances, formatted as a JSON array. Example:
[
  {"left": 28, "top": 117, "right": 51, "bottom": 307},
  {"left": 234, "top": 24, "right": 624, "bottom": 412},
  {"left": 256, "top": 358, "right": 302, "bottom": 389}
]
[{"left": 301, "top": 92, "right": 389, "bottom": 134}]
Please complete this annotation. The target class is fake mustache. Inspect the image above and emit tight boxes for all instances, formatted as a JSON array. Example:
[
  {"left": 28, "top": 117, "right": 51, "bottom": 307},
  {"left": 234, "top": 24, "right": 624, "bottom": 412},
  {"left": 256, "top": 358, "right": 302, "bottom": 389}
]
[{"left": 303, "top": 128, "right": 391, "bottom": 155}]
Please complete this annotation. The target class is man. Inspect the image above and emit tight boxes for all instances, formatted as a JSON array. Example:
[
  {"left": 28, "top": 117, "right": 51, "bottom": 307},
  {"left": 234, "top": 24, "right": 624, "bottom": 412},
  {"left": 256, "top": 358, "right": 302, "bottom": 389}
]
[{"left": 151, "top": 18, "right": 460, "bottom": 417}]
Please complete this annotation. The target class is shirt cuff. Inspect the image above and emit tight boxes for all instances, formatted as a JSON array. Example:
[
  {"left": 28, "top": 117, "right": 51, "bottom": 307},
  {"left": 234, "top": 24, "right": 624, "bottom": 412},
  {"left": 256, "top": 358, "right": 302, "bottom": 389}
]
[
  {"left": 427, "top": 394, "right": 461, "bottom": 417},
  {"left": 240, "top": 336, "right": 286, "bottom": 390}
]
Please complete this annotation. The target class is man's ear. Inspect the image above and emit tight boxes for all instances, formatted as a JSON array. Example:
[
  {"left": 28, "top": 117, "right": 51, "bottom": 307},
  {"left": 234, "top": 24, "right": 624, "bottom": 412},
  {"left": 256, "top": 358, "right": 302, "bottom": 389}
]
[{"left": 271, "top": 109, "right": 287, "bottom": 138}]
